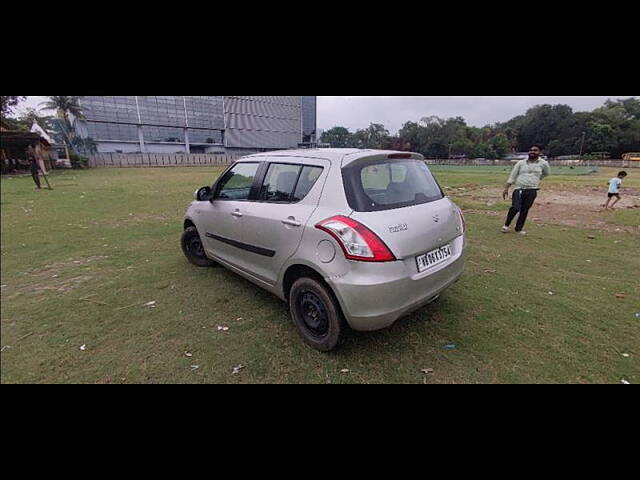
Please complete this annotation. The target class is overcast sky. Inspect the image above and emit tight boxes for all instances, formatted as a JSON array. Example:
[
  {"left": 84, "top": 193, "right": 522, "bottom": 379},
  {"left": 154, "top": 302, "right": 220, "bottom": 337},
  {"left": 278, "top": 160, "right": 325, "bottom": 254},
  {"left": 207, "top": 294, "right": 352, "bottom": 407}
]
[
  {"left": 18, "top": 96, "right": 635, "bottom": 134},
  {"left": 317, "top": 96, "right": 636, "bottom": 133}
]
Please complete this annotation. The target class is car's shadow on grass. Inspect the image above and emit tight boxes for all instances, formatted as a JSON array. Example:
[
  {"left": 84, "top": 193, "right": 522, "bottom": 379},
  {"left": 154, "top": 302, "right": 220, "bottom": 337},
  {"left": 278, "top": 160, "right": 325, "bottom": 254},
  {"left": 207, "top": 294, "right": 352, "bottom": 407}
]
[
  {"left": 195, "top": 260, "right": 289, "bottom": 308},
  {"left": 336, "top": 300, "right": 452, "bottom": 355},
  {"left": 188, "top": 259, "right": 460, "bottom": 356}
]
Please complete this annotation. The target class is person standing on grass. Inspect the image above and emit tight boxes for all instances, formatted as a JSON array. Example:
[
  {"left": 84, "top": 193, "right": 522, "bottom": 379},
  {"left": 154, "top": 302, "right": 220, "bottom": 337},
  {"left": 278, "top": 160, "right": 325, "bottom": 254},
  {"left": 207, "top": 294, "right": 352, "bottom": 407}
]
[
  {"left": 602, "top": 171, "right": 627, "bottom": 209},
  {"left": 27, "top": 145, "right": 42, "bottom": 190},
  {"left": 501, "top": 145, "right": 550, "bottom": 235}
]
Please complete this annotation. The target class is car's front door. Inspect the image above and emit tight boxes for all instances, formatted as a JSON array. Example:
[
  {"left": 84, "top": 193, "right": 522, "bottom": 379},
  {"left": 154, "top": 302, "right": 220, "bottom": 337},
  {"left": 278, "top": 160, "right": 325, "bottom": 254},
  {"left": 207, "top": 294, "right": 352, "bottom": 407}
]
[
  {"left": 199, "top": 162, "right": 261, "bottom": 268},
  {"left": 239, "top": 161, "right": 328, "bottom": 285}
]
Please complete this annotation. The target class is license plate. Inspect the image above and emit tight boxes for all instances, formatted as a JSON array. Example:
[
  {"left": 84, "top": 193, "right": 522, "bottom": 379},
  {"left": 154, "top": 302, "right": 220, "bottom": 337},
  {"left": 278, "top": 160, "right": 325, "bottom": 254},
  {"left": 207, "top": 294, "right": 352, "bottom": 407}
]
[{"left": 416, "top": 244, "right": 452, "bottom": 273}]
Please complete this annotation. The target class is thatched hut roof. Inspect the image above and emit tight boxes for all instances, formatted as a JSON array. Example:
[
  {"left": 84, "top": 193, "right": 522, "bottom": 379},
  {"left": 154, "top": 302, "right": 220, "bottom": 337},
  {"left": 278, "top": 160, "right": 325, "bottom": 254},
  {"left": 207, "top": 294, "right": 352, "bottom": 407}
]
[{"left": 1, "top": 130, "right": 51, "bottom": 147}]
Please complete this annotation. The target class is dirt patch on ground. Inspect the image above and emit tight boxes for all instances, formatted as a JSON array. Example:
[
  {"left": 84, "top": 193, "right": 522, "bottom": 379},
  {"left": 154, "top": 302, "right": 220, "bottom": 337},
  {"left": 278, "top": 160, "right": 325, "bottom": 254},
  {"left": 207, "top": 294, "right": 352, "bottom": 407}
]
[
  {"left": 1, "top": 257, "right": 107, "bottom": 301},
  {"left": 34, "top": 275, "right": 94, "bottom": 293},
  {"left": 468, "top": 186, "right": 640, "bottom": 233},
  {"left": 22, "top": 256, "right": 107, "bottom": 294},
  {"left": 32, "top": 255, "right": 109, "bottom": 277}
]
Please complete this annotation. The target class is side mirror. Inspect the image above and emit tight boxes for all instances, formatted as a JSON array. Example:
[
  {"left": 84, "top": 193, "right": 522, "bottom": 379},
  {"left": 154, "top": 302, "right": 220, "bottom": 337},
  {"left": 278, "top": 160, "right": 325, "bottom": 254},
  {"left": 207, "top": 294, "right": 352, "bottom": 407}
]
[{"left": 194, "top": 186, "right": 212, "bottom": 201}]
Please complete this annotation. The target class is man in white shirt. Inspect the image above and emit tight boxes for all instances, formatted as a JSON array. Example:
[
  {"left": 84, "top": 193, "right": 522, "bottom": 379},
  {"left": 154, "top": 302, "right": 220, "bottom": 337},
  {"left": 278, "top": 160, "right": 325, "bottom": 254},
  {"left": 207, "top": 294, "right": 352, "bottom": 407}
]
[{"left": 501, "top": 145, "right": 551, "bottom": 235}]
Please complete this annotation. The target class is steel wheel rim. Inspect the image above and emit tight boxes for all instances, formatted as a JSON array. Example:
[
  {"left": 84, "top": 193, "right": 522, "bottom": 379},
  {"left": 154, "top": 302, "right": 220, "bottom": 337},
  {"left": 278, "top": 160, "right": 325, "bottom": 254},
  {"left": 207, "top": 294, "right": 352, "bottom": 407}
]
[
  {"left": 296, "top": 289, "right": 329, "bottom": 339},
  {"left": 188, "top": 236, "right": 205, "bottom": 258}
]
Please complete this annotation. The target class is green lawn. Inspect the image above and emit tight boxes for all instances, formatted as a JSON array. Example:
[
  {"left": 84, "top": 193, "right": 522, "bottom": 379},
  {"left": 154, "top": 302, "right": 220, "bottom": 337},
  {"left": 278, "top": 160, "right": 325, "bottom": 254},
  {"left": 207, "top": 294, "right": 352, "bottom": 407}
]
[{"left": 1, "top": 167, "right": 638, "bottom": 383}]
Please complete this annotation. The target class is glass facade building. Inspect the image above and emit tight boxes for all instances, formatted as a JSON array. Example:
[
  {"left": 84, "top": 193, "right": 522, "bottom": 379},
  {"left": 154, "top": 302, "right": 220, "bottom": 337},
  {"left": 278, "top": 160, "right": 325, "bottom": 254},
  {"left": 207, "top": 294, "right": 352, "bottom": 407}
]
[
  {"left": 76, "top": 96, "right": 315, "bottom": 154},
  {"left": 302, "top": 96, "right": 317, "bottom": 144}
]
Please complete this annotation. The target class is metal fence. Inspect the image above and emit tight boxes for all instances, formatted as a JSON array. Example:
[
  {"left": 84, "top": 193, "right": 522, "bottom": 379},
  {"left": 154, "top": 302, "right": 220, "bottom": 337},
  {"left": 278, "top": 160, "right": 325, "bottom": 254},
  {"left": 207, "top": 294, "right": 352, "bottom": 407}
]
[
  {"left": 88, "top": 153, "right": 241, "bottom": 168},
  {"left": 87, "top": 153, "right": 640, "bottom": 169}
]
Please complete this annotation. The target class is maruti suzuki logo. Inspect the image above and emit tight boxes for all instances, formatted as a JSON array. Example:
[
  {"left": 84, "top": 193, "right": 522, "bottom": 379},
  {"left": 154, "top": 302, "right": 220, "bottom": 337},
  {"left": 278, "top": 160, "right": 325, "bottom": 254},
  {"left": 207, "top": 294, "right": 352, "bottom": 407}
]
[{"left": 432, "top": 214, "right": 440, "bottom": 223}]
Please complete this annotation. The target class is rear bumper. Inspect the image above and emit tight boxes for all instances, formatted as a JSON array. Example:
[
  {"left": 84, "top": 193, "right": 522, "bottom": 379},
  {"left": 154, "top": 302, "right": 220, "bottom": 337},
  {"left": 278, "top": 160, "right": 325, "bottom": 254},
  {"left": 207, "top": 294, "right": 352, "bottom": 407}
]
[{"left": 329, "top": 235, "right": 465, "bottom": 331}]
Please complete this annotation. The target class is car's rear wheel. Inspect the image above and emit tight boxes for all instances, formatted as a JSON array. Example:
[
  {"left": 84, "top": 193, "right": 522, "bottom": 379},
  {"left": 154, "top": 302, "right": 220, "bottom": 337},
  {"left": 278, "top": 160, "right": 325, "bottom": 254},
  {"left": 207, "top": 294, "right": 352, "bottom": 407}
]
[
  {"left": 181, "top": 226, "right": 215, "bottom": 267},
  {"left": 289, "top": 277, "right": 344, "bottom": 351}
]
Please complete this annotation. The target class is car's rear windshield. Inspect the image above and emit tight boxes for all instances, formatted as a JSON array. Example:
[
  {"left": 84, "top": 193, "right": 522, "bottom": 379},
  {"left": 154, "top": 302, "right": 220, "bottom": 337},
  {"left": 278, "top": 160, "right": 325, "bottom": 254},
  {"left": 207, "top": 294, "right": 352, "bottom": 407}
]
[{"left": 342, "top": 159, "right": 443, "bottom": 212}]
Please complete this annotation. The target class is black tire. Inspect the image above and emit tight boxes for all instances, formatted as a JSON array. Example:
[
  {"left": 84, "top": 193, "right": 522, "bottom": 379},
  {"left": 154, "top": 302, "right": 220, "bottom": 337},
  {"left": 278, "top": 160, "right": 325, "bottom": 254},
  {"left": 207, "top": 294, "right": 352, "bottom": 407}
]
[
  {"left": 289, "top": 277, "right": 344, "bottom": 352},
  {"left": 181, "top": 226, "right": 215, "bottom": 267}
]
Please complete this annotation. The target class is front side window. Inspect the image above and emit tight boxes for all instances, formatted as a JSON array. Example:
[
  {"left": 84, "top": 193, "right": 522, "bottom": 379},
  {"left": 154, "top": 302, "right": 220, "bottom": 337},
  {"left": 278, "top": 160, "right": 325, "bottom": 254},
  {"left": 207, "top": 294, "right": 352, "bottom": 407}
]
[
  {"left": 216, "top": 163, "right": 260, "bottom": 200},
  {"left": 343, "top": 159, "right": 443, "bottom": 212}
]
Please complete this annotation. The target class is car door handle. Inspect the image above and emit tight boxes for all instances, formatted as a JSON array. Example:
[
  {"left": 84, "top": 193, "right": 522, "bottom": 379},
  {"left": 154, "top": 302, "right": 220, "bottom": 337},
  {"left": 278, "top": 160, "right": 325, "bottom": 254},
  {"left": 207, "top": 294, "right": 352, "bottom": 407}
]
[
  {"left": 231, "top": 211, "right": 243, "bottom": 218},
  {"left": 282, "top": 217, "right": 302, "bottom": 227}
]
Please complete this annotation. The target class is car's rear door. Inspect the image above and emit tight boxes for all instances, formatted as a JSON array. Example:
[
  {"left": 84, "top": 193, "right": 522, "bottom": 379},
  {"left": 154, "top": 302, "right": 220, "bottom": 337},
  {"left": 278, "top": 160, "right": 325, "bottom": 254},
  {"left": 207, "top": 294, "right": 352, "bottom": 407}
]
[
  {"left": 239, "top": 159, "right": 329, "bottom": 285},
  {"left": 344, "top": 156, "right": 462, "bottom": 269}
]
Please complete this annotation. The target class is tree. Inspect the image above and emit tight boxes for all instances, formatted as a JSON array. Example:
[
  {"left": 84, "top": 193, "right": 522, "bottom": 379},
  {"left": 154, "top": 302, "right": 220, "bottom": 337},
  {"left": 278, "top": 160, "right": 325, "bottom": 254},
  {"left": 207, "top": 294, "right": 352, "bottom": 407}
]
[
  {"left": 320, "top": 126, "right": 353, "bottom": 148},
  {"left": 40, "top": 96, "right": 86, "bottom": 157},
  {"left": 351, "top": 129, "right": 367, "bottom": 148},
  {"left": 398, "top": 121, "right": 425, "bottom": 152},
  {"left": 0, "top": 96, "right": 27, "bottom": 128},
  {"left": 488, "top": 133, "right": 511, "bottom": 159},
  {"left": 388, "top": 136, "right": 412, "bottom": 151},
  {"left": 512, "top": 104, "right": 575, "bottom": 152},
  {"left": 588, "top": 99, "right": 640, "bottom": 157},
  {"left": 354, "top": 123, "right": 390, "bottom": 149},
  {"left": 40, "top": 96, "right": 85, "bottom": 121},
  {"left": 1, "top": 96, "right": 26, "bottom": 117},
  {"left": 584, "top": 121, "right": 616, "bottom": 154},
  {"left": 601, "top": 98, "right": 640, "bottom": 121},
  {"left": 71, "top": 136, "right": 99, "bottom": 155}
]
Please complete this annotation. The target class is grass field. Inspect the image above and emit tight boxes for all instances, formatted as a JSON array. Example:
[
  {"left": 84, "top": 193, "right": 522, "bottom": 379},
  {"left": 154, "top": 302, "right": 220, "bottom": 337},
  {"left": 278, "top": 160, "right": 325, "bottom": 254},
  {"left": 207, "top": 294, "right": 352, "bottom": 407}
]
[
  {"left": 428, "top": 164, "right": 595, "bottom": 175},
  {"left": 1, "top": 166, "right": 638, "bottom": 383}
]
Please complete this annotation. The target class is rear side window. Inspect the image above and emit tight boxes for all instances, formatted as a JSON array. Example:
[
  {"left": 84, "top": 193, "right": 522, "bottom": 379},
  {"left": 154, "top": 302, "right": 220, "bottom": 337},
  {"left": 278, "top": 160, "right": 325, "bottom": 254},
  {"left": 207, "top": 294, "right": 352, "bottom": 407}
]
[
  {"left": 292, "top": 166, "right": 323, "bottom": 201},
  {"left": 260, "top": 163, "right": 323, "bottom": 203},
  {"left": 343, "top": 159, "right": 443, "bottom": 212}
]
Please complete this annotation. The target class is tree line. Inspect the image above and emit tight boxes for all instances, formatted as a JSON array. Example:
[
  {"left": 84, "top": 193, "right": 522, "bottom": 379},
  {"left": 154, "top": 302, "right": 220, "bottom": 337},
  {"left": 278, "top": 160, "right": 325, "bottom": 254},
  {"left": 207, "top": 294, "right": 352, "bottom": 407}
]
[{"left": 320, "top": 98, "right": 640, "bottom": 159}]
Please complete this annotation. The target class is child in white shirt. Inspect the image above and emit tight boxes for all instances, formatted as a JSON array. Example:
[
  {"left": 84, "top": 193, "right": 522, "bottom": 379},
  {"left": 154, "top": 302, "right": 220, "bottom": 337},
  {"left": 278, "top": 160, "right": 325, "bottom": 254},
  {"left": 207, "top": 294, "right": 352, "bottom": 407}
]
[{"left": 603, "top": 171, "right": 628, "bottom": 209}]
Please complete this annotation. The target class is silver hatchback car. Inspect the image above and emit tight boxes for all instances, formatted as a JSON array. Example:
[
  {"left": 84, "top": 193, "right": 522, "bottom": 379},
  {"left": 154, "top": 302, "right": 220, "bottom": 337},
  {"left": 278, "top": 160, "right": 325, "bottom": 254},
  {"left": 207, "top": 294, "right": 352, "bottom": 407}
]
[{"left": 182, "top": 149, "right": 466, "bottom": 351}]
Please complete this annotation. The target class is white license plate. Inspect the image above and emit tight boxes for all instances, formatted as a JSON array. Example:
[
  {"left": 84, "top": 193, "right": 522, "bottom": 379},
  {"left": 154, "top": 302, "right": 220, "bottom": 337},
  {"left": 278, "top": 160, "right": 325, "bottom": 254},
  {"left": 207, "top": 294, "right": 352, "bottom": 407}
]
[{"left": 416, "top": 244, "right": 452, "bottom": 273}]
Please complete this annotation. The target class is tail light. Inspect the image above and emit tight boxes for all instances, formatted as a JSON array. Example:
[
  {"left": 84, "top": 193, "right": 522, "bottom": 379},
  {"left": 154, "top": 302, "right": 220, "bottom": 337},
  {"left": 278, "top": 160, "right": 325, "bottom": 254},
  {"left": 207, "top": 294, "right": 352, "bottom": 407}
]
[
  {"left": 457, "top": 207, "right": 466, "bottom": 234},
  {"left": 315, "top": 216, "right": 396, "bottom": 262}
]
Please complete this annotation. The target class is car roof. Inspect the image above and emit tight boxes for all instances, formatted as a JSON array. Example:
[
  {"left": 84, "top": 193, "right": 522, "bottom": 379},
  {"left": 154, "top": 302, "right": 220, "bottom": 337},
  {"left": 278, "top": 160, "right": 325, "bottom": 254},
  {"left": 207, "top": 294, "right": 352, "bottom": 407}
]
[{"left": 238, "top": 148, "right": 424, "bottom": 165}]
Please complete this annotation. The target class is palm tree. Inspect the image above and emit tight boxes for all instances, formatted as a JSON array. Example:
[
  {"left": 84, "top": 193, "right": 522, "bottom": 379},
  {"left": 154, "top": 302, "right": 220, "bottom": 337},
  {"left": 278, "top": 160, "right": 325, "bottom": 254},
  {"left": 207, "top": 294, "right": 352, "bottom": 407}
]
[
  {"left": 40, "top": 96, "right": 85, "bottom": 158},
  {"left": 40, "top": 96, "right": 85, "bottom": 122},
  {"left": 71, "top": 136, "right": 98, "bottom": 155}
]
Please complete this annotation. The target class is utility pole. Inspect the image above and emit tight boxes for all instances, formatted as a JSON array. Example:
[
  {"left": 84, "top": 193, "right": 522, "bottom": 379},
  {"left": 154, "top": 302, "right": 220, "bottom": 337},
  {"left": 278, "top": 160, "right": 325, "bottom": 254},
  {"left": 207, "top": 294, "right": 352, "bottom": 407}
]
[{"left": 579, "top": 131, "right": 586, "bottom": 157}]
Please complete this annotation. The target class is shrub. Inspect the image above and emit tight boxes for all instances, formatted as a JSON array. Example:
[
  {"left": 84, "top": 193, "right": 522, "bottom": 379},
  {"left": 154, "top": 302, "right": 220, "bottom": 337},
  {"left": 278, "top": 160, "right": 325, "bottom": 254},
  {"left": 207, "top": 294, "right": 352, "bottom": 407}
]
[{"left": 69, "top": 152, "right": 89, "bottom": 169}]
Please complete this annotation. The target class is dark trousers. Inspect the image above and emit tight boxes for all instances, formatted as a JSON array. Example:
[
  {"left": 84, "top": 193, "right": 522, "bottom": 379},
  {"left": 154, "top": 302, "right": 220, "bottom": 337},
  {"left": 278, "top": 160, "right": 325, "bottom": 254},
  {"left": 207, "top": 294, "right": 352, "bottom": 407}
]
[
  {"left": 30, "top": 164, "right": 41, "bottom": 189},
  {"left": 505, "top": 188, "right": 537, "bottom": 232}
]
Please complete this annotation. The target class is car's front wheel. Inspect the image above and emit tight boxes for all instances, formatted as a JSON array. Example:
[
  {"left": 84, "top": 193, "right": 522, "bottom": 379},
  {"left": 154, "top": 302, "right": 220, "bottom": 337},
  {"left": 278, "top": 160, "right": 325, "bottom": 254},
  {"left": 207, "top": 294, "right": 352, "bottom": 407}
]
[
  {"left": 289, "top": 277, "right": 344, "bottom": 351},
  {"left": 181, "top": 226, "right": 215, "bottom": 267}
]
